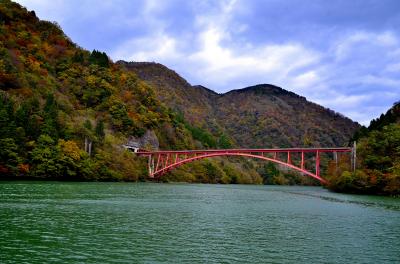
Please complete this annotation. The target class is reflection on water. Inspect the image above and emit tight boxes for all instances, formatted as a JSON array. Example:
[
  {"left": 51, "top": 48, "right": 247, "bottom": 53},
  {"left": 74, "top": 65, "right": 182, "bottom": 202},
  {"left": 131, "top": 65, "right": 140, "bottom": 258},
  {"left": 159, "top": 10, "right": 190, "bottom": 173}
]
[{"left": 0, "top": 182, "right": 399, "bottom": 263}]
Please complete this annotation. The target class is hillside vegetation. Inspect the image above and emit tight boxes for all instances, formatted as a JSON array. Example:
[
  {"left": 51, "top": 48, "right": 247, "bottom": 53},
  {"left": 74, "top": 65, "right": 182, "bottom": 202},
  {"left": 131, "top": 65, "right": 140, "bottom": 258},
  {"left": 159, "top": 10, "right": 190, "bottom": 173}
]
[
  {"left": 0, "top": 0, "right": 272, "bottom": 183},
  {"left": 1, "top": 1, "right": 360, "bottom": 185},
  {"left": 119, "top": 62, "right": 359, "bottom": 148},
  {"left": 327, "top": 102, "right": 400, "bottom": 195}
]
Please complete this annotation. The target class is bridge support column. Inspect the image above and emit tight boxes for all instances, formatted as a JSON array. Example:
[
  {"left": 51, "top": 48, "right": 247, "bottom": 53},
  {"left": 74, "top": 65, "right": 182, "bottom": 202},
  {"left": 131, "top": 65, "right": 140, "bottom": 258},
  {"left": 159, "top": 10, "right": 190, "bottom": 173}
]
[
  {"left": 333, "top": 151, "right": 338, "bottom": 173},
  {"left": 351, "top": 141, "right": 357, "bottom": 172},
  {"left": 315, "top": 150, "right": 320, "bottom": 177},
  {"left": 301, "top": 151, "right": 305, "bottom": 170},
  {"left": 148, "top": 155, "right": 155, "bottom": 178},
  {"left": 165, "top": 154, "right": 170, "bottom": 168},
  {"left": 155, "top": 154, "right": 161, "bottom": 172}
]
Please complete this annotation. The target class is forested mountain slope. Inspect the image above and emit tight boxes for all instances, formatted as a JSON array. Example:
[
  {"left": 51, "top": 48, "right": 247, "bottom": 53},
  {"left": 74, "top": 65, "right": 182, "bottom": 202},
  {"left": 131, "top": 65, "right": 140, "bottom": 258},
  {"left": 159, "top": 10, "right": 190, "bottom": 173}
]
[
  {"left": 0, "top": 0, "right": 265, "bottom": 183},
  {"left": 117, "top": 61, "right": 221, "bottom": 132},
  {"left": 328, "top": 102, "right": 400, "bottom": 195},
  {"left": 119, "top": 62, "right": 360, "bottom": 148}
]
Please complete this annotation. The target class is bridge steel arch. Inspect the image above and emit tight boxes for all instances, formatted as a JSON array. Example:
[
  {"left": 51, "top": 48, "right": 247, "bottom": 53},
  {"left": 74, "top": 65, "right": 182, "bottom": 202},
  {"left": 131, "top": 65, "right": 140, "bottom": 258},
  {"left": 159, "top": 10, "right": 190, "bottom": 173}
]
[{"left": 135, "top": 148, "right": 353, "bottom": 184}]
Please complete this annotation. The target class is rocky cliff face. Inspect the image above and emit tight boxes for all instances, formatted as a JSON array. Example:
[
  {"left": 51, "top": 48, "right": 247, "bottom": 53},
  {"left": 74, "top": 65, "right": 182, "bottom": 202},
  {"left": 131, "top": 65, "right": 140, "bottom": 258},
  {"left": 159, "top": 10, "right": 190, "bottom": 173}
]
[{"left": 127, "top": 130, "right": 159, "bottom": 150}]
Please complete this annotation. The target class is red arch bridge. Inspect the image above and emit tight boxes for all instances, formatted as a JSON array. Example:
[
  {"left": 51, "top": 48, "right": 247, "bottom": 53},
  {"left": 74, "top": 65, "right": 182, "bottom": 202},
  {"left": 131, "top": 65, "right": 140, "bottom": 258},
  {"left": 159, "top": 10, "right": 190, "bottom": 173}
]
[{"left": 130, "top": 146, "right": 356, "bottom": 184}]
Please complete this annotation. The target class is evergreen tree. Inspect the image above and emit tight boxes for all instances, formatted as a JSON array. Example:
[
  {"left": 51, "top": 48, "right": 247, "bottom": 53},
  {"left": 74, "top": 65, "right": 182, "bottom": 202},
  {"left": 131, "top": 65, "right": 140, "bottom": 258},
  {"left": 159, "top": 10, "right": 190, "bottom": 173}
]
[
  {"left": 84, "top": 120, "right": 92, "bottom": 130},
  {"left": 0, "top": 93, "right": 16, "bottom": 139},
  {"left": 0, "top": 138, "right": 20, "bottom": 176},
  {"left": 95, "top": 119, "right": 105, "bottom": 139},
  {"left": 72, "top": 51, "right": 85, "bottom": 63},
  {"left": 15, "top": 98, "right": 41, "bottom": 139},
  {"left": 218, "top": 134, "right": 232, "bottom": 149},
  {"left": 30, "top": 134, "right": 61, "bottom": 178},
  {"left": 89, "top": 50, "right": 109, "bottom": 67},
  {"left": 41, "top": 94, "right": 59, "bottom": 139}
]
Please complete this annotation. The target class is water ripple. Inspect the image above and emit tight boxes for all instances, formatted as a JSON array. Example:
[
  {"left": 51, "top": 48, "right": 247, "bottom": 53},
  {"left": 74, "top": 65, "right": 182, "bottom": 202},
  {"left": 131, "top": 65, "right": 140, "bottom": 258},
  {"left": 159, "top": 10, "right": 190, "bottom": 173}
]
[{"left": 0, "top": 182, "right": 399, "bottom": 263}]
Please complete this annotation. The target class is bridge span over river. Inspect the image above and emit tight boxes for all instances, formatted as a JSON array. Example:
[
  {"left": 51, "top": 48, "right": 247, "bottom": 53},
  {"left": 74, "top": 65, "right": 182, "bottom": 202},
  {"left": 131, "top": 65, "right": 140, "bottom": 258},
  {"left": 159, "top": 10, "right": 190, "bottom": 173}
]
[{"left": 126, "top": 146, "right": 356, "bottom": 184}]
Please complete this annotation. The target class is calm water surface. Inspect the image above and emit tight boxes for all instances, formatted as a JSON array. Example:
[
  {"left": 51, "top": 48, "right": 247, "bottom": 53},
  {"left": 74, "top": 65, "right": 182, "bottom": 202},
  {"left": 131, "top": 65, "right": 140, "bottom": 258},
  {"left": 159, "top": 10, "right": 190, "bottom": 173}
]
[{"left": 0, "top": 182, "right": 399, "bottom": 263}]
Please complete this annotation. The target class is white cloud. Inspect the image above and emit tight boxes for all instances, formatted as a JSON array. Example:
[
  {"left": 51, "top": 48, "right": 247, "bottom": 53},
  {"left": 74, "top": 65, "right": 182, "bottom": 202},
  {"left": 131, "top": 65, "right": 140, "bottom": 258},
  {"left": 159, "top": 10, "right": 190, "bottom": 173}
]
[
  {"left": 333, "top": 31, "right": 398, "bottom": 61},
  {"left": 290, "top": 71, "right": 320, "bottom": 90},
  {"left": 188, "top": 33, "right": 320, "bottom": 88},
  {"left": 113, "top": 0, "right": 321, "bottom": 90},
  {"left": 112, "top": 33, "right": 181, "bottom": 62},
  {"left": 316, "top": 94, "right": 372, "bottom": 109}
]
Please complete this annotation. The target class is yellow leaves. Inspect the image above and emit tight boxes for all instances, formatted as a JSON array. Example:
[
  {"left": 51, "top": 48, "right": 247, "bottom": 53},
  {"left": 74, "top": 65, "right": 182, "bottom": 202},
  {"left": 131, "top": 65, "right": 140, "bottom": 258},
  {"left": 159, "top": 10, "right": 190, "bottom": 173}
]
[
  {"left": 42, "top": 42, "right": 52, "bottom": 55},
  {"left": 119, "top": 73, "right": 127, "bottom": 85},
  {"left": 139, "top": 109, "right": 161, "bottom": 127},
  {"left": 30, "top": 34, "right": 42, "bottom": 46},
  {"left": 86, "top": 75, "right": 97, "bottom": 87},
  {"left": 100, "top": 79, "right": 115, "bottom": 93},
  {"left": 58, "top": 139, "right": 81, "bottom": 160},
  {"left": 28, "top": 59, "right": 41, "bottom": 73}
]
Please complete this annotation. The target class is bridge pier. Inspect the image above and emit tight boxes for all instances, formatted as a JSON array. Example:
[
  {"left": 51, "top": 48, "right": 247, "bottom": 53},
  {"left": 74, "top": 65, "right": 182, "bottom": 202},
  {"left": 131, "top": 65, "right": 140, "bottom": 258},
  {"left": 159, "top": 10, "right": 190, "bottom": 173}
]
[
  {"left": 315, "top": 150, "right": 320, "bottom": 177},
  {"left": 351, "top": 141, "right": 357, "bottom": 172}
]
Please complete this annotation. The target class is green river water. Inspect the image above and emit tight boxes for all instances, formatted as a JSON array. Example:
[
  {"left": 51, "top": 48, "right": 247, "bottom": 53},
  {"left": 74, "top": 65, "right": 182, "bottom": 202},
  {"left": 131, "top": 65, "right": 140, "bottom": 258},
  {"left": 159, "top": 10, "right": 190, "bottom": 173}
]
[{"left": 0, "top": 182, "right": 399, "bottom": 263}]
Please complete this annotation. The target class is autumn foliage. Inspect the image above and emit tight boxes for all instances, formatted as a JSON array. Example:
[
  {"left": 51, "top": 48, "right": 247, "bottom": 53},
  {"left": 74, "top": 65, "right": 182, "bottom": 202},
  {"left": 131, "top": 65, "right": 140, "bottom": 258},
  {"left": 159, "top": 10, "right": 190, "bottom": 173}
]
[{"left": 327, "top": 103, "right": 400, "bottom": 195}]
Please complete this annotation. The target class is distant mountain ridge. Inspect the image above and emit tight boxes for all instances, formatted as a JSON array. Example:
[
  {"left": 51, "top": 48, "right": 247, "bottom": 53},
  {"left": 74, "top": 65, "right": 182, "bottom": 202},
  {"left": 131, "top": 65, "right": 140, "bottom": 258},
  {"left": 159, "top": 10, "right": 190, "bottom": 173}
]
[{"left": 118, "top": 61, "right": 360, "bottom": 148}]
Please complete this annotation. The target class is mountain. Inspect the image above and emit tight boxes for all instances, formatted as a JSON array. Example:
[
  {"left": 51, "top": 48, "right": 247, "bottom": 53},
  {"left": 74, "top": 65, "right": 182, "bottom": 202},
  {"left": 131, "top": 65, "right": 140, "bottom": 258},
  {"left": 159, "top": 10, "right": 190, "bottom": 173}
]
[
  {"left": 117, "top": 61, "right": 218, "bottom": 126},
  {"left": 119, "top": 61, "right": 359, "bottom": 148},
  {"left": 0, "top": 0, "right": 212, "bottom": 181},
  {"left": 0, "top": 1, "right": 360, "bottom": 185},
  {"left": 0, "top": 0, "right": 274, "bottom": 184}
]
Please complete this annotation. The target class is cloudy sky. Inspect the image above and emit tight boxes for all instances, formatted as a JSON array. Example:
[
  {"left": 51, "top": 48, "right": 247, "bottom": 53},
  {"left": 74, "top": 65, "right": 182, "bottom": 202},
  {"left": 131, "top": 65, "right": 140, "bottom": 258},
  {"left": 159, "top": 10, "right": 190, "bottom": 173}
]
[{"left": 16, "top": 0, "right": 400, "bottom": 125}]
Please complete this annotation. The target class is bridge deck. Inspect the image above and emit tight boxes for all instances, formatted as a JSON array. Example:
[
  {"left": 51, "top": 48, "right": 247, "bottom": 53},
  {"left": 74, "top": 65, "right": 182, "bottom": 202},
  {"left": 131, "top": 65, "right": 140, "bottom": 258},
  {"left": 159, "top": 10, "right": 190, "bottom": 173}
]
[{"left": 136, "top": 147, "right": 352, "bottom": 155}]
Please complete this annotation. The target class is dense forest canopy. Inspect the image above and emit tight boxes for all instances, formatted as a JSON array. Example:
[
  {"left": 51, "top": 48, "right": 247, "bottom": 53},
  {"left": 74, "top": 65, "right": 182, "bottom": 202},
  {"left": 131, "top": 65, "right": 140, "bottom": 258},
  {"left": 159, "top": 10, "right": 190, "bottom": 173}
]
[{"left": 328, "top": 102, "right": 400, "bottom": 195}]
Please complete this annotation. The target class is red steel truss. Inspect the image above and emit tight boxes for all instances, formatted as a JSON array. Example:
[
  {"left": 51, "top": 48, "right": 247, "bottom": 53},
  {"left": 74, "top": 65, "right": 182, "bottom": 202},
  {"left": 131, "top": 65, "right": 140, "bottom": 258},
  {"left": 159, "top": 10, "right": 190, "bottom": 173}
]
[{"left": 135, "top": 147, "right": 353, "bottom": 184}]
